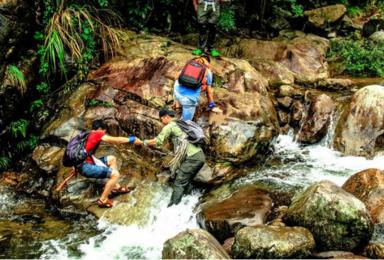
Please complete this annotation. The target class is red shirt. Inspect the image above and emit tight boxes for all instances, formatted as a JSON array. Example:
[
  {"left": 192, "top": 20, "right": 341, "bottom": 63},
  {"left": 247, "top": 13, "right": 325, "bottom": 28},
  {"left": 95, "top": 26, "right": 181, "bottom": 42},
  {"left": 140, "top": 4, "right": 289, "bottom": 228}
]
[{"left": 84, "top": 132, "right": 105, "bottom": 164}]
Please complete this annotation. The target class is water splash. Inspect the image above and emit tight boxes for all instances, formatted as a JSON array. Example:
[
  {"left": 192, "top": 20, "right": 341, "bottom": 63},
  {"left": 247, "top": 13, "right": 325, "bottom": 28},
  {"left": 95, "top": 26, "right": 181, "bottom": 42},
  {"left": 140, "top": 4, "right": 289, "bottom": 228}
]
[{"left": 40, "top": 188, "right": 201, "bottom": 259}]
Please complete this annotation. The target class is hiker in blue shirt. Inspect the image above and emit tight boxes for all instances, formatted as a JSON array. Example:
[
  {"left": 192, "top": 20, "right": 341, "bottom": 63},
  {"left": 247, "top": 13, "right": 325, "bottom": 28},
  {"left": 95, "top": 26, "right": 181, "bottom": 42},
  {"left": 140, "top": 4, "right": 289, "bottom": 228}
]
[{"left": 173, "top": 55, "right": 222, "bottom": 120}]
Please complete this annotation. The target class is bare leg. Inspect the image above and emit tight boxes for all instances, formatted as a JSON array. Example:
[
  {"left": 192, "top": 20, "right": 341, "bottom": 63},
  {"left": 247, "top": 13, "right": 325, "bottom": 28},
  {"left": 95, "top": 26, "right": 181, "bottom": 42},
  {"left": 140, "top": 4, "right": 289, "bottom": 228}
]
[
  {"left": 100, "top": 169, "right": 119, "bottom": 202},
  {"left": 106, "top": 156, "right": 120, "bottom": 189}
]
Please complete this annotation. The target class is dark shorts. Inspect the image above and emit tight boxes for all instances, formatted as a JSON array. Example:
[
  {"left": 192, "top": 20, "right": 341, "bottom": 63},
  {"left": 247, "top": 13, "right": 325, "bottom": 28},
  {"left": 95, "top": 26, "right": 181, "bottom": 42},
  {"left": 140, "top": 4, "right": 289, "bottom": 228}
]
[{"left": 78, "top": 156, "right": 113, "bottom": 179}]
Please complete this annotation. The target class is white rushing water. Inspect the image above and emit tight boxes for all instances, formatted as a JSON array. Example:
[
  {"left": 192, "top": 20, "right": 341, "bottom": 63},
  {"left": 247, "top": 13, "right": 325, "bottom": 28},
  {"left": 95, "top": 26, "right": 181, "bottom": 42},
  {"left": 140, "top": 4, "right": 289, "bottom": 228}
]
[
  {"left": 40, "top": 189, "right": 201, "bottom": 259},
  {"left": 39, "top": 133, "right": 384, "bottom": 259}
]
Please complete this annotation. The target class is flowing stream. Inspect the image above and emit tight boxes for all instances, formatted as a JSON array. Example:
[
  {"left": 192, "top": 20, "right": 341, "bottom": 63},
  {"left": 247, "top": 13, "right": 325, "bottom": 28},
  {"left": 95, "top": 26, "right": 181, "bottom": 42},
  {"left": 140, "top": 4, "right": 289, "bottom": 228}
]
[{"left": 2, "top": 132, "right": 384, "bottom": 258}]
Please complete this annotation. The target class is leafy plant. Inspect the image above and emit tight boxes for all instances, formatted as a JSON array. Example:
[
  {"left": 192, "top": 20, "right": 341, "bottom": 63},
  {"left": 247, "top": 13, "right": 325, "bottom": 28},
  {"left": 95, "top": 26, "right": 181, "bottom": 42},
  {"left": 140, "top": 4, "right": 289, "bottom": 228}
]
[
  {"left": 9, "top": 119, "right": 29, "bottom": 138},
  {"left": 5, "top": 65, "right": 27, "bottom": 96},
  {"left": 0, "top": 157, "right": 9, "bottom": 171},
  {"left": 127, "top": 0, "right": 153, "bottom": 28},
  {"left": 347, "top": 6, "right": 364, "bottom": 18},
  {"left": 30, "top": 100, "right": 45, "bottom": 112},
  {"left": 218, "top": 2, "right": 236, "bottom": 32},
  {"left": 327, "top": 36, "right": 384, "bottom": 77},
  {"left": 39, "top": 0, "right": 129, "bottom": 79},
  {"left": 17, "top": 134, "right": 39, "bottom": 152}
]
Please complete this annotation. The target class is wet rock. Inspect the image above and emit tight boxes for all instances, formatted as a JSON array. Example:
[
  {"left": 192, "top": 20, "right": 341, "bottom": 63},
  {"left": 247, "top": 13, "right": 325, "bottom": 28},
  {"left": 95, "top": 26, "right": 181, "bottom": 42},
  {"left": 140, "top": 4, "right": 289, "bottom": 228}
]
[
  {"left": 88, "top": 182, "right": 169, "bottom": 226},
  {"left": 342, "top": 168, "right": 384, "bottom": 224},
  {"left": 281, "top": 124, "right": 291, "bottom": 134},
  {"left": 207, "top": 89, "right": 279, "bottom": 164},
  {"left": 32, "top": 145, "right": 65, "bottom": 176},
  {"left": 197, "top": 187, "right": 272, "bottom": 243},
  {"left": 361, "top": 243, "right": 384, "bottom": 259},
  {"left": 284, "top": 180, "right": 373, "bottom": 251},
  {"left": 276, "top": 85, "right": 295, "bottom": 97},
  {"left": 315, "top": 251, "right": 354, "bottom": 259},
  {"left": 333, "top": 85, "right": 384, "bottom": 158},
  {"left": 193, "top": 163, "right": 237, "bottom": 185},
  {"left": 304, "top": 5, "right": 347, "bottom": 30},
  {"left": 363, "top": 19, "right": 384, "bottom": 37},
  {"left": 12, "top": 198, "right": 46, "bottom": 224},
  {"left": 297, "top": 94, "right": 335, "bottom": 144},
  {"left": 277, "top": 96, "right": 293, "bottom": 109},
  {"left": 290, "top": 102, "right": 304, "bottom": 127},
  {"left": 222, "top": 237, "right": 234, "bottom": 256},
  {"left": 249, "top": 59, "right": 295, "bottom": 88},
  {"left": 277, "top": 110, "right": 289, "bottom": 125},
  {"left": 369, "top": 31, "right": 384, "bottom": 42},
  {"left": 232, "top": 226, "right": 315, "bottom": 259},
  {"left": 162, "top": 229, "right": 230, "bottom": 259},
  {"left": 316, "top": 78, "right": 355, "bottom": 91}
]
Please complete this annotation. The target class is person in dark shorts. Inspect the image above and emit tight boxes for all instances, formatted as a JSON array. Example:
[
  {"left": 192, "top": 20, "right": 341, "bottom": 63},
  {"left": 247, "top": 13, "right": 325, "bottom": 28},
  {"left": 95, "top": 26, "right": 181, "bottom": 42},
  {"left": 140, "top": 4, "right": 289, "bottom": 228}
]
[
  {"left": 79, "top": 119, "right": 141, "bottom": 208},
  {"left": 134, "top": 107, "right": 205, "bottom": 207},
  {"left": 192, "top": 0, "right": 229, "bottom": 56}
]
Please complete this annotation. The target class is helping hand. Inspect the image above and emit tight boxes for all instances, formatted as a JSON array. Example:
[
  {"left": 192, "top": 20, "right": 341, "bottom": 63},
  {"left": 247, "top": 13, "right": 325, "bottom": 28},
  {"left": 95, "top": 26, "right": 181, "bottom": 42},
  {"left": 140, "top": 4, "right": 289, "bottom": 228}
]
[
  {"left": 133, "top": 138, "right": 143, "bottom": 146},
  {"left": 211, "top": 107, "right": 223, "bottom": 114}
]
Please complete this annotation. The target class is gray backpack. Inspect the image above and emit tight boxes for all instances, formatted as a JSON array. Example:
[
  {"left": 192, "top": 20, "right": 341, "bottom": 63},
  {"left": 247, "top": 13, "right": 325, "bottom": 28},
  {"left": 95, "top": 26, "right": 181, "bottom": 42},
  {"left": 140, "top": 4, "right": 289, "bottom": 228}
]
[{"left": 173, "top": 118, "right": 205, "bottom": 144}]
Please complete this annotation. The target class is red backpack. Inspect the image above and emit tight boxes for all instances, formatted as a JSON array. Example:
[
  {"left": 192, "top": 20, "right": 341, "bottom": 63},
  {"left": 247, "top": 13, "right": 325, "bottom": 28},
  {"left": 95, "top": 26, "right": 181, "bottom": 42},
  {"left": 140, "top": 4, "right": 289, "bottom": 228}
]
[{"left": 178, "top": 59, "right": 208, "bottom": 90}]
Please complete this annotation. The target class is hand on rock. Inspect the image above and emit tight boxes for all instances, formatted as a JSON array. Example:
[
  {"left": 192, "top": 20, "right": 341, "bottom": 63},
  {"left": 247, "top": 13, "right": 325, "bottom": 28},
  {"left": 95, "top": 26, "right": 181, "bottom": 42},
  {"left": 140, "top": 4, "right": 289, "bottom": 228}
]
[{"left": 211, "top": 107, "right": 223, "bottom": 114}]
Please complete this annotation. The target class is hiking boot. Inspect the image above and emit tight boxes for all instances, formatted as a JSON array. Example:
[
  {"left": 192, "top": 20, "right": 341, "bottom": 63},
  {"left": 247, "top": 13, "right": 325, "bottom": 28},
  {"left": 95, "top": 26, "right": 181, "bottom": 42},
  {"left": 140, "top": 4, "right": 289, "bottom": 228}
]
[
  {"left": 207, "top": 50, "right": 220, "bottom": 57},
  {"left": 192, "top": 49, "right": 203, "bottom": 55}
]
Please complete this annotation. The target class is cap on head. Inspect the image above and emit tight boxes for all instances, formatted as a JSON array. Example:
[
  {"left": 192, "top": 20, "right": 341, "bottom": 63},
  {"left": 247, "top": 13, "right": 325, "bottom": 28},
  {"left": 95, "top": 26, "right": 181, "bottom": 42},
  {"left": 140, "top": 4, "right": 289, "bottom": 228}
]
[{"left": 159, "top": 107, "right": 179, "bottom": 118}]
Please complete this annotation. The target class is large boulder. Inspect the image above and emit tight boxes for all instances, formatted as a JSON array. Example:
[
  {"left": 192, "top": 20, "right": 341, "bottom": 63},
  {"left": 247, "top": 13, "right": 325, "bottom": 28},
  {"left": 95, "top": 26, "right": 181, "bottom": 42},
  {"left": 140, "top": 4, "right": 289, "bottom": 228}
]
[
  {"left": 297, "top": 94, "right": 335, "bottom": 144},
  {"left": 197, "top": 187, "right": 272, "bottom": 243},
  {"left": 88, "top": 34, "right": 279, "bottom": 164},
  {"left": 304, "top": 5, "right": 347, "bottom": 30},
  {"left": 162, "top": 229, "right": 230, "bottom": 259},
  {"left": 284, "top": 180, "right": 373, "bottom": 251},
  {"left": 342, "top": 169, "right": 384, "bottom": 224},
  {"left": 333, "top": 85, "right": 384, "bottom": 158},
  {"left": 220, "top": 38, "right": 329, "bottom": 84},
  {"left": 231, "top": 226, "right": 316, "bottom": 259}
]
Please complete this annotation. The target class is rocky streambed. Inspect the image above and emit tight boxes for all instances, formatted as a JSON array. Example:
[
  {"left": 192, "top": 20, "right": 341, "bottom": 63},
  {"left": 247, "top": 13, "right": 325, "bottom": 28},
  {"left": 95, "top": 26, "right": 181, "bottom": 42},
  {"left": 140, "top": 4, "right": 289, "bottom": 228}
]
[{"left": 1, "top": 29, "right": 384, "bottom": 259}]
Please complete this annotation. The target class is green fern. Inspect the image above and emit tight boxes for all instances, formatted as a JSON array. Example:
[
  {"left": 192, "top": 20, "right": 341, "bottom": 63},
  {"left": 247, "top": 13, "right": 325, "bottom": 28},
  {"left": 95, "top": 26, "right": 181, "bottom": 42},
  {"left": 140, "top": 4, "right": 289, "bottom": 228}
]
[
  {"left": 5, "top": 65, "right": 27, "bottom": 96},
  {"left": 9, "top": 119, "right": 29, "bottom": 138},
  {"left": 347, "top": 6, "right": 364, "bottom": 18},
  {"left": 0, "top": 157, "right": 9, "bottom": 171}
]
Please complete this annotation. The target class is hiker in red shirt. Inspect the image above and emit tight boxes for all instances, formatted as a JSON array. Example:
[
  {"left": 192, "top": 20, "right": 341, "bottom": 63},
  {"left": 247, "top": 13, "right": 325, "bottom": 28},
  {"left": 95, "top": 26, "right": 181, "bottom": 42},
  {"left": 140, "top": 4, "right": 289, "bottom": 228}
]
[{"left": 79, "top": 120, "right": 141, "bottom": 208}]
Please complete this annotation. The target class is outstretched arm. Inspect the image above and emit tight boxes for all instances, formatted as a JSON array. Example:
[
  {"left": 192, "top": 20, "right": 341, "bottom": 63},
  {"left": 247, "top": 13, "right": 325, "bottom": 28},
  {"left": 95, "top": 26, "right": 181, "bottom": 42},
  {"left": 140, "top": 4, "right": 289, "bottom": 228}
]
[{"left": 101, "top": 135, "right": 141, "bottom": 145}]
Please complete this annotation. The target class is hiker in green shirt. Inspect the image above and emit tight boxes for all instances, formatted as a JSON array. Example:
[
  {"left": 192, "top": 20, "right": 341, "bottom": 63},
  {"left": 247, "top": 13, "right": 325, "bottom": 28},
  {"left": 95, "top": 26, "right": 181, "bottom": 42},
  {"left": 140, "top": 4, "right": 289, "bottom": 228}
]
[{"left": 134, "top": 107, "right": 205, "bottom": 206}]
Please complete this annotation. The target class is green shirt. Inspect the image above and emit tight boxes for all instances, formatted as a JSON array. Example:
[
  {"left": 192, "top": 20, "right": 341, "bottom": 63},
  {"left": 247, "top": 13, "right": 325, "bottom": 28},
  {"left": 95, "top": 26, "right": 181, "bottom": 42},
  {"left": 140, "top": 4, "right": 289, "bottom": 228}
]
[{"left": 155, "top": 119, "right": 202, "bottom": 157}]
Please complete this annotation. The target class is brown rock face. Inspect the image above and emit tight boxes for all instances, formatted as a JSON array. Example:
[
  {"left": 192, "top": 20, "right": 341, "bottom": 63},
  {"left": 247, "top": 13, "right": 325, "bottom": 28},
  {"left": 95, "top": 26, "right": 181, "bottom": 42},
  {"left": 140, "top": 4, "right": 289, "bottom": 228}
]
[
  {"left": 220, "top": 38, "right": 329, "bottom": 84},
  {"left": 316, "top": 78, "right": 355, "bottom": 91},
  {"left": 290, "top": 102, "right": 304, "bottom": 127},
  {"left": 342, "top": 168, "right": 384, "bottom": 224},
  {"left": 248, "top": 59, "right": 295, "bottom": 87},
  {"left": 297, "top": 94, "right": 335, "bottom": 144},
  {"left": 333, "top": 85, "right": 384, "bottom": 157},
  {"left": 197, "top": 187, "right": 272, "bottom": 243}
]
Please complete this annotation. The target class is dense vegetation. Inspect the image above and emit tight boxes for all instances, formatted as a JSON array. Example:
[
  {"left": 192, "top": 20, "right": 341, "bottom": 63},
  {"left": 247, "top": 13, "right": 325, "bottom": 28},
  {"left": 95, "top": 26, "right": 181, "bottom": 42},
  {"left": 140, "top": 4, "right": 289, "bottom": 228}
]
[{"left": 0, "top": 0, "right": 384, "bottom": 171}]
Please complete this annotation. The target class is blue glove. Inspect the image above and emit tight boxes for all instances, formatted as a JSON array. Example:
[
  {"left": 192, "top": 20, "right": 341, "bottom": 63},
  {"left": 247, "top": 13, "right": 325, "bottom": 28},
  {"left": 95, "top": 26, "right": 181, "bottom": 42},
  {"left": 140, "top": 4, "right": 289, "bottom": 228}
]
[
  {"left": 208, "top": 102, "right": 215, "bottom": 109},
  {"left": 128, "top": 136, "right": 136, "bottom": 143}
]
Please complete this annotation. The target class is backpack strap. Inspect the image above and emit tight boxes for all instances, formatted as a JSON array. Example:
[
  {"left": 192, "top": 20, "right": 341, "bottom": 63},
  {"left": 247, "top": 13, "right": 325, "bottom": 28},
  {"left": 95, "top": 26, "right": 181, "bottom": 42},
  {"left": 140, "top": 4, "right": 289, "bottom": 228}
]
[{"left": 56, "top": 168, "right": 77, "bottom": 192}]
